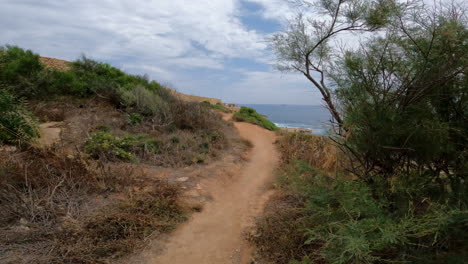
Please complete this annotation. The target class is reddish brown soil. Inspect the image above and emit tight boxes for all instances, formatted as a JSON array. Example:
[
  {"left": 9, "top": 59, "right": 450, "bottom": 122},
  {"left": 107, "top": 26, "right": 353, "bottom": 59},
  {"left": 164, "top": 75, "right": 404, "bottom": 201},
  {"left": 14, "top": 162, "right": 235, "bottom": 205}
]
[{"left": 39, "top": 57, "right": 71, "bottom": 71}]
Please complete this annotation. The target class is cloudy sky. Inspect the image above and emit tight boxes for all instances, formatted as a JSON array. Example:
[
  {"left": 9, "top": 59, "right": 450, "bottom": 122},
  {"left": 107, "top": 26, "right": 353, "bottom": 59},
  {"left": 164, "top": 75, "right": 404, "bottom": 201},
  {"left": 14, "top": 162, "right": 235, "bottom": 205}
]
[{"left": 1, "top": 0, "right": 326, "bottom": 105}]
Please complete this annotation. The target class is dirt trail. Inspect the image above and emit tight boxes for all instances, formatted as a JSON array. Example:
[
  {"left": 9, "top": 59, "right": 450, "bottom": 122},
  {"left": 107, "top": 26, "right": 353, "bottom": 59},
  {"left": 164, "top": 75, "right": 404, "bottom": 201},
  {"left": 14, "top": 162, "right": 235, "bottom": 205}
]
[{"left": 136, "top": 117, "right": 278, "bottom": 264}]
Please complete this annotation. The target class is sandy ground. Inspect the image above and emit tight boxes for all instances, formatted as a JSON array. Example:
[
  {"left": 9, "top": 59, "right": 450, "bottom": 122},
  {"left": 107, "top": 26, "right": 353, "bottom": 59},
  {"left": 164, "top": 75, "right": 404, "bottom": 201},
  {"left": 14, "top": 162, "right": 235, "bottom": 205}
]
[
  {"left": 128, "top": 116, "right": 278, "bottom": 264},
  {"left": 35, "top": 122, "right": 63, "bottom": 148}
]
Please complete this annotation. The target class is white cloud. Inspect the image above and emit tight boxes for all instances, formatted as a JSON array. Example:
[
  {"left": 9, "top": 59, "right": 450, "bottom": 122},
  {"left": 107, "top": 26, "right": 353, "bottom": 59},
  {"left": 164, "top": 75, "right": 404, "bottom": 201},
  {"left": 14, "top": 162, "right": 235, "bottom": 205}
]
[
  {"left": 243, "top": 0, "right": 301, "bottom": 22},
  {"left": 1, "top": 0, "right": 267, "bottom": 66},
  {"left": 0, "top": 0, "right": 329, "bottom": 105}
]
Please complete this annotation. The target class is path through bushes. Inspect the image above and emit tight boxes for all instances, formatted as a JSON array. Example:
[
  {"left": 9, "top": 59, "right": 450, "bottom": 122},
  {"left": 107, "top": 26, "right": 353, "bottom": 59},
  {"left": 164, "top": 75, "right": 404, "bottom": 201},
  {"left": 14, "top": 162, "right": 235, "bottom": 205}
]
[{"left": 128, "top": 115, "right": 279, "bottom": 264}]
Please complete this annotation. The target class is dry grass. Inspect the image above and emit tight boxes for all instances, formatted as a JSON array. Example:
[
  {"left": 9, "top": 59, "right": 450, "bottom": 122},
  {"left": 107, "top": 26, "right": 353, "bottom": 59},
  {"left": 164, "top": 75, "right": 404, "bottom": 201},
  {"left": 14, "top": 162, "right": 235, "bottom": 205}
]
[
  {"left": 30, "top": 97, "right": 230, "bottom": 167},
  {"left": 248, "top": 193, "right": 319, "bottom": 264},
  {"left": 171, "top": 90, "right": 222, "bottom": 105},
  {"left": 0, "top": 149, "right": 99, "bottom": 226},
  {"left": 249, "top": 132, "right": 344, "bottom": 264},
  {"left": 149, "top": 129, "right": 228, "bottom": 166},
  {"left": 50, "top": 186, "right": 187, "bottom": 264},
  {"left": 275, "top": 132, "right": 342, "bottom": 173},
  {"left": 40, "top": 57, "right": 71, "bottom": 71},
  {"left": 0, "top": 148, "right": 188, "bottom": 264}
]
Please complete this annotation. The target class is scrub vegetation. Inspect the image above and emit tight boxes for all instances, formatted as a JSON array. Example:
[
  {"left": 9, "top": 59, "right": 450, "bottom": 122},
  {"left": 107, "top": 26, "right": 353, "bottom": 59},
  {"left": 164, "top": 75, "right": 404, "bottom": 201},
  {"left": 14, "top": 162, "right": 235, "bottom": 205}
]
[
  {"left": 0, "top": 45, "right": 232, "bottom": 263},
  {"left": 233, "top": 106, "right": 278, "bottom": 131},
  {"left": 251, "top": 0, "right": 467, "bottom": 263}
]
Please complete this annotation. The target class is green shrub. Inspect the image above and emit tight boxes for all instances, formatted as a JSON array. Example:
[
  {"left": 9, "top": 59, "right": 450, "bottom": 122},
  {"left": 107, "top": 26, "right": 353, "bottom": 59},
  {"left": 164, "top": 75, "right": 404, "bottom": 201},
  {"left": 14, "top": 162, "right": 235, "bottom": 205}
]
[
  {"left": 192, "top": 156, "right": 205, "bottom": 164},
  {"left": 0, "top": 46, "right": 226, "bottom": 137},
  {"left": 0, "top": 90, "right": 38, "bottom": 143},
  {"left": 254, "top": 161, "right": 468, "bottom": 264},
  {"left": 70, "top": 56, "right": 163, "bottom": 96},
  {"left": 118, "top": 85, "right": 172, "bottom": 118},
  {"left": 95, "top": 125, "right": 111, "bottom": 132},
  {"left": 202, "top": 101, "right": 231, "bottom": 113},
  {"left": 85, "top": 132, "right": 161, "bottom": 161},
  {"left": 85, "top": 132, "right": 135, "bottom": 161},
  {"left": 127, "top": 113, "right": 143, "bottom": 126},
  {"left": 0, "top": 45, "right": 47, "bottom": 97},
  {"left": 233, "top": 106, "right": 278, "bottom": 131}
]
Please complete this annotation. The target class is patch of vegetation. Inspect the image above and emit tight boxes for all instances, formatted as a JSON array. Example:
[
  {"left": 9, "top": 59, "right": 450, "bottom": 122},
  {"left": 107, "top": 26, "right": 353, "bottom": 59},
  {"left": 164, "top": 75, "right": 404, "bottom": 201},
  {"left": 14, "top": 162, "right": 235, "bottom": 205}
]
[
  {"left": 0, "top": 45, "right": 45, "bottom": 97},
  {"left": 54, "top": 186, "right": 186, "bottom": 263},
  {"left": 202, "top": 101, "right": 232, "bottom": 113},
  {"left": 84, "top": 130, "right": 227, "bottom": 166},
  {"left": 85, "top": 132, "right": 160, "bottom": 161},
  {"left": 0, "top": 46, "right": 227, "bottom": 142},
  {"left": 252, "top": 160, "right": 468, "bottom": 264},
  {"left": 0, "top": 44, "right": 231, "bottom": 263},
  {"left": 233, "top": 106, "right": 278, "bottom": 131},
  {"left": 253, "top": 3, "right": 467, "bottom": 264},
  {"left": 155, "top": 130, "right": 226, "bottom": 166},
  {"left": 94, "top": 125, "right": 111, "bottom": 132},
  {"left": 127, "top": 113, "right": 143, "bottom": 126},
  {"left": 276, "top": 132, "right": 340, "bottom": 171},
  {"left": 0, "top": 90, "right": 38, "bottom": 143},
  {"left": 0, "top": 148, "right": 188, "bottom": 263}
]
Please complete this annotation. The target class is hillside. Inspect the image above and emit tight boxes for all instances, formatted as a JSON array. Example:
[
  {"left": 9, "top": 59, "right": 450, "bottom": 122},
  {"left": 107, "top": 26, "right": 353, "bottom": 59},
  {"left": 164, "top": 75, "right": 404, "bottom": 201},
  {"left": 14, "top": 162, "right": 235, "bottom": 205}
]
[
  {"left": 39, "top": 56, "right": 223, "bottom": 105},
  {"left": 0, "top": 46, "right": 256, "bottom": 263}
]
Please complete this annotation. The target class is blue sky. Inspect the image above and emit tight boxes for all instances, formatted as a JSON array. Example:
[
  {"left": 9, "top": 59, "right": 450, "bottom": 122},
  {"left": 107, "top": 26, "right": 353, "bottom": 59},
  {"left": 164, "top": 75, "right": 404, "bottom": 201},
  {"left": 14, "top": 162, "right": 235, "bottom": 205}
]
[{"left": 0, "top": 0, "right": 324, "bottom": 105}]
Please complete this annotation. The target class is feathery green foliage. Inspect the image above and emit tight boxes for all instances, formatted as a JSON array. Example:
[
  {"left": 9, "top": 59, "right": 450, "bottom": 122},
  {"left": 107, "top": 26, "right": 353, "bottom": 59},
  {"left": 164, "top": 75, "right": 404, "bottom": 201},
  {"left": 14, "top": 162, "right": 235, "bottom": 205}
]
[
  {"left": 0, "top": 90, "right": 38, "bottom": 143},
  {"left": 254, "top": 161, "right": 468, "bottom": 264}
]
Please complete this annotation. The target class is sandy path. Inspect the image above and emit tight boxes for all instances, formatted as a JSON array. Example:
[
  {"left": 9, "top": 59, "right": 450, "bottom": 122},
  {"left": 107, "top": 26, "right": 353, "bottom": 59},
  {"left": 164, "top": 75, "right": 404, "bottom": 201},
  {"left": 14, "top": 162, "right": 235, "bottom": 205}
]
[{"left": 143, "top": 119, "right": 278, "bottom": 264}]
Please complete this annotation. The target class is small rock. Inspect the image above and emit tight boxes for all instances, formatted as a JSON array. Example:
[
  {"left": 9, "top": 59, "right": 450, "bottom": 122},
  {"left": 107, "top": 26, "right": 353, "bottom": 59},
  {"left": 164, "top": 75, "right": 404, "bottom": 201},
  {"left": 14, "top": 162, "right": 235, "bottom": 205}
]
[
  {"left": 196, "top": 183, "right": 203, "bottom": 190},
  {"left": 176, "top": 177, "right": 189, "bottom": 182}
]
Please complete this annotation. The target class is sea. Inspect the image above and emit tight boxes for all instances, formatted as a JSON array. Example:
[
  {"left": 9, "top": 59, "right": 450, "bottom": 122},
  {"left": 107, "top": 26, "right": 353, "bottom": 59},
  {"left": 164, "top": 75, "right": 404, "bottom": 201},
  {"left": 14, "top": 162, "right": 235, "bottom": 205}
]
[{"left": 239, "top": 104, "right": 332, "bottom": 135}]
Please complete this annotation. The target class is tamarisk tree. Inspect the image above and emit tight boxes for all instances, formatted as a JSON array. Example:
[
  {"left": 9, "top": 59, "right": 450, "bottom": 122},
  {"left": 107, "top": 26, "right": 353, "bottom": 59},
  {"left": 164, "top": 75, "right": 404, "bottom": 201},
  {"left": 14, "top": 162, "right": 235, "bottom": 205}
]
[
  {"left": 273, "top": 0, "right": 467, "bottom": 184},
  {"left": 271, "top": 0, "right": 400, "bottom": 132}
]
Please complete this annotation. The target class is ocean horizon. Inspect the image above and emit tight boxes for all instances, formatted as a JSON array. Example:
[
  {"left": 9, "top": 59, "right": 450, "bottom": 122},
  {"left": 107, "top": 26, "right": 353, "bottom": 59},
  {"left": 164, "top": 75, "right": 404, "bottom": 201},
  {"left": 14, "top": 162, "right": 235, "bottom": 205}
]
[{"left": 238, "top": 104, "right": 332, "bottom": 135}]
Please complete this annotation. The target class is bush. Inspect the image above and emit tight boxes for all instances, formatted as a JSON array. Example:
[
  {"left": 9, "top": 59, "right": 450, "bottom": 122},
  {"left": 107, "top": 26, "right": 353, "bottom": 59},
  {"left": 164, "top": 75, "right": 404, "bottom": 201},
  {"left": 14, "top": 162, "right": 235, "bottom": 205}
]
[
  {"left": 70, "top": 56, "right": 162, "bottom": 96},
  {"left": 253, "top": 6, "right": 467, "bottom": 264},
  {"left": 253, "top": 161, "right": 468, "bottom": 264},
  {"left": 118, "top": 85, "right": 172, "bottom": 121},
  {"left": 0, "top": 90, "right": 38, "bottom": 143},
  {"left": 128, "top": 113, "right": 143, "bottom": 126},
  {"left": 0, "top": 148, "right": 188, "bottom": 263},
  {"left": 85, "top": 132, "right": 160, "bottom": 161},
  {"left": 0, "top": 45, "right": 45, "bottom": 97},
  {"left": 276, "top": 132, "right": 340, "bottom": 171},
  {"left": 54, "top": 187, "right": 187, "bottom": 262},
  {"left": 0, "top": 149, "right": 99, "bottom": 226},
  {"left": 202, "top": 101, "right": 232, "bottom": 113},
  {"left": 233, "top": 106, "right": 278, "bottom": 131}
]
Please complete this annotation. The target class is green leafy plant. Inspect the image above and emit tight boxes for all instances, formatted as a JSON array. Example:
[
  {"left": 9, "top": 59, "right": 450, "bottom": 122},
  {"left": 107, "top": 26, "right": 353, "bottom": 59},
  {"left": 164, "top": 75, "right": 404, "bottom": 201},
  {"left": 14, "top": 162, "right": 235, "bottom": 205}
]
[
  {"left": 0, "top": 90, "right": 38, "bottom": 143},
  {"left": 128, "top": 113, "right": 143, "bottom": 126},
  {"left": 0, "top": 45, "right": 45, "bottom": 97},
  {"left": 95, "top": 125, "right": 111, "bottom": 132},
  {"left": 85, "top": 132, "right": 161, "bottom": 161}
]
